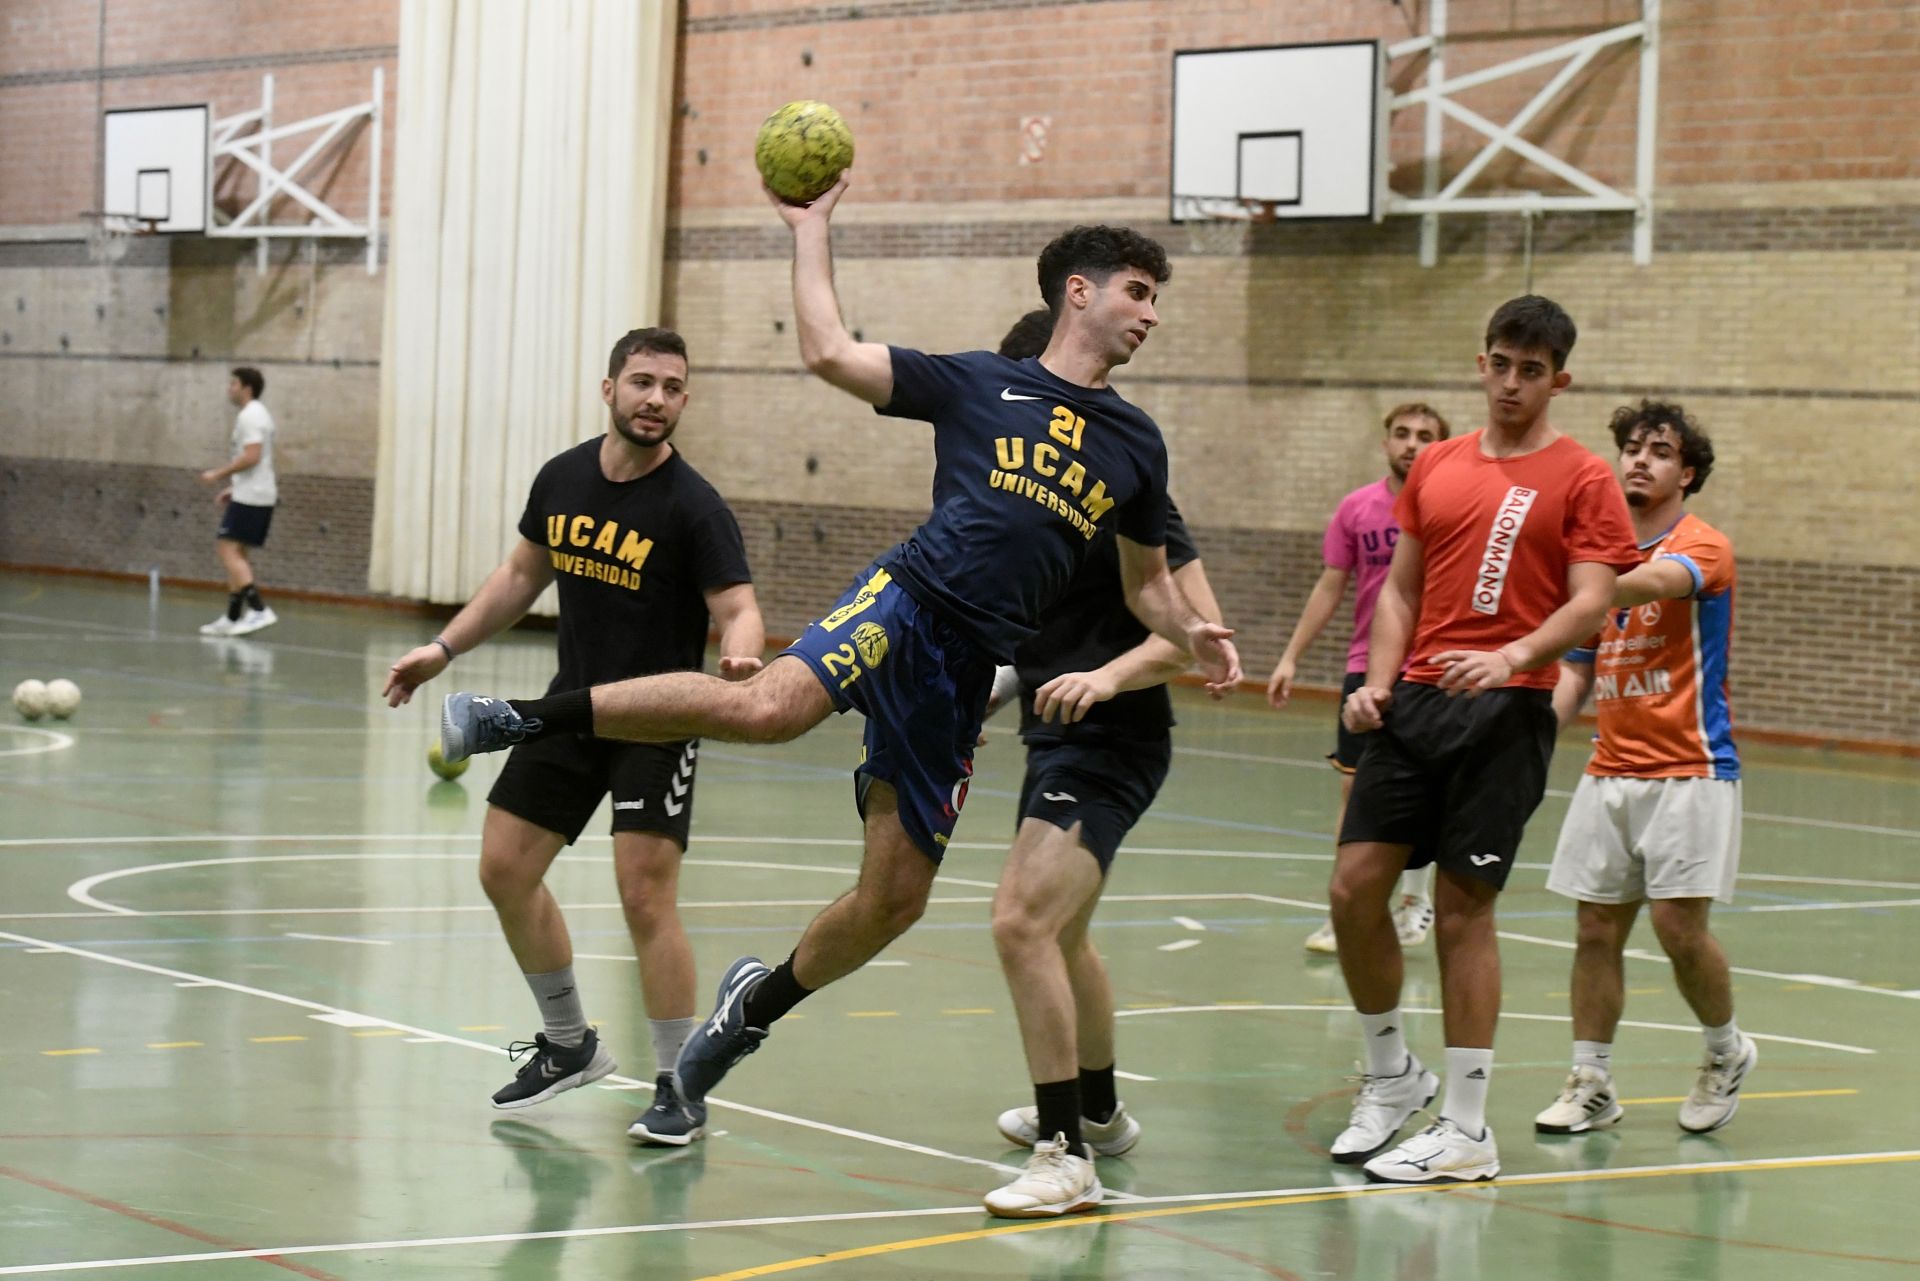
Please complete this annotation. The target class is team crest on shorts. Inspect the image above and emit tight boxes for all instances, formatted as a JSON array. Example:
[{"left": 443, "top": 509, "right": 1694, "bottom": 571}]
[{"left": 851, "top": 620, "right": 889, "bottom": 668}]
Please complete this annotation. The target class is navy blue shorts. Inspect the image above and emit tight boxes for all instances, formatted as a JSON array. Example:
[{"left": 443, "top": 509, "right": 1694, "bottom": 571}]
[
  {"left": 216, "top": 501, "right": 274, "bottom": 547},
  {"left": 783, "top": 562, "right": 995, "bottom": 862},
  {"left": 1017, "top": 735, "right": 1172, "bottom": 872}
]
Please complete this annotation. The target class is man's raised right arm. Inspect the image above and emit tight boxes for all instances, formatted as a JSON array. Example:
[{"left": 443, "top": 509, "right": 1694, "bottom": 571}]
[{"left": 773, "top": 175, "right": 894, "bottom": 406}]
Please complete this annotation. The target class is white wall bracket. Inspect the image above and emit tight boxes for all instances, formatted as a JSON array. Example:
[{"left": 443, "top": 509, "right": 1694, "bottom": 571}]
[{"left": 208, "top": 69, "right": 384, "bottom": 275}]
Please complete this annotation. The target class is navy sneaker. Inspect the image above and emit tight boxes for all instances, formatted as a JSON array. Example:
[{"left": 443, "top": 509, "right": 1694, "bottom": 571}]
[
  {"left": 628, "top": 1072, "right": 707, "bottom": 1146},
  {"left": 490, "top": 1029, "right": 616, "bottom": 1110},
  {"left": 674, "top": 956, "right": 772, "bottom": 1106},
  {"left": 441, "top": 691, "right": 539, "bottom": 764}
]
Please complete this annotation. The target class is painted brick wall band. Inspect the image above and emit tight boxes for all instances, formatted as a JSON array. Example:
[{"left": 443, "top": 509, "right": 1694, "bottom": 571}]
[{"left": 4, "top": 456, "right": 1913, "bottom": 745}]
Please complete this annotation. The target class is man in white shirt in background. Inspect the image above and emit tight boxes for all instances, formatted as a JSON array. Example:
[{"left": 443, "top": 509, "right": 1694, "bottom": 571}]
[{"left": 199, "top": 366, "right": 279, "bottom": 636}]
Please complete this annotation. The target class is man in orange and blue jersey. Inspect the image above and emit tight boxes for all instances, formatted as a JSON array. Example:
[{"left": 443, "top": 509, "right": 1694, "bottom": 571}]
[{"left": 1537, "top": 400, "right": 1755, "bottom": 1139}]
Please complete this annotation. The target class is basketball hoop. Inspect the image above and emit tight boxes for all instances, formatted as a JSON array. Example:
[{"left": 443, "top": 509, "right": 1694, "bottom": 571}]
[
  {"left": 1176, "top": 196, "right": 1278, "bottom": 256},
  {"left": 80, "top": 212, "right": 160, "bottom": 265}
]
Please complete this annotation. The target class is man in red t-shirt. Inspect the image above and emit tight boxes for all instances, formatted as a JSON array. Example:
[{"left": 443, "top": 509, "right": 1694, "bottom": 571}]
[{"left": 1326, "top": 296, "right": 1639, "bottom": 1184}]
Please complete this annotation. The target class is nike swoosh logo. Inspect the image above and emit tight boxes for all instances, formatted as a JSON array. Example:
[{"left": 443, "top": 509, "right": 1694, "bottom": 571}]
[{"left": 1000, "top": 388, "right": 1042, "bottom": 401}]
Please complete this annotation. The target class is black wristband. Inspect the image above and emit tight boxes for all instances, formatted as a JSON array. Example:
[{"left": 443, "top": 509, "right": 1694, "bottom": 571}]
[{"left": 431, "top": 636, "right": 456, "bottom": 662}]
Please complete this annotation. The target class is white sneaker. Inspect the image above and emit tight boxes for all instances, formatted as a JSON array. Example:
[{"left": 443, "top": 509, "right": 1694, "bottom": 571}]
[
  {"left": 199, "top": 614, "right": 237, "bottom": 636},
  {"left": 1534, "top": 1065, "right": 1624, "bottom": 1134},
  {"left": 1393, "top": 896, "right": 1434, "bottom": 947},
  {"left": 1364, "top": 1118, "right": 1500, "bottom": 1184},
  {"left": 1678, "top": 1034, "right": 1758, "bottom": 1134},
  {"left": 982, "top": 1134, "right": 1103, "bottom": 1218},
  {"left": 1330, "top": 1057, "right": 1438, "bottom": 1163},
  {"left": 996, "top": 1102, "right": 1140, "bottom": 1157},
  {"left": 227, "top": 606, "right": 277, "bottom": 635},
  {"left": 1304, "top": 919, "right": 1339, "bottom": 954}
]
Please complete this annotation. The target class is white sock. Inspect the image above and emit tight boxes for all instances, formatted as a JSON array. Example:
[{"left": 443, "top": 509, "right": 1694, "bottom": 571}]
[
  {"left": 1400, "top": 865, "right": 1431, "bottom": 902},
  {"left": 1573, "top": 1040, "right": 1613, "bottom": 1074},
  {"left": 1359, "top": 1009, "right": 1410, "bottom": 1079},
  {"left": 1439, "top": 1047, "right": 1493, "bottom": 1137},
  {"left": 1703, "top": 1018, "right": 1741, "bottom": 1059},
  {"left": 525, "top": 966, "right": 588, "bottom": 1047},
  {"left": 650, "top": 1017, "right": 697, "bottom": 1077}
]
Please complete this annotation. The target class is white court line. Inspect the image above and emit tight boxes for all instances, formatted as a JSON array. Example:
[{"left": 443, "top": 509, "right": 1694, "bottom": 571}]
[
  {"left": 1499, "top": 928, "right": 1920, "bottom": 1003},
  {"left": 1174, "top": 745, "right": 1920, "bottom": 839},
  {"left": 1114, "top": 1069, "right": 1158, "bottom": 1082},
  {"left": 1157, "top": 939, "right": 1202, "bottom": 953},
  {"left": 2, "top": 1148, "right": 1915, "bottom": 1276},
  {"left": 1745, "top": 897, "right": 1920, "bottom": 913},
  {"left": 1172, "top": 916, "right": 1207, "bottom": 932},
  {"left": 0, "top": 929, "right": 1028, "bottom": 1180},
  {"left": 0, "top": 725, "right": 75, "bottom": 758},
  {"left": 283, "top": 932, "right": 390, "bottom": 947},
  {"left": 1110, "top": 1003, "right": 1876, "bottom": 1055}
]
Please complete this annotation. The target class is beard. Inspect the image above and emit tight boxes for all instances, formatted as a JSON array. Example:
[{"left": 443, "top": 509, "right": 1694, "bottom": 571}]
[
  {"left": 1625, "top": 487, "right": 1651, "bottom": 508},
  {"left": 1390, "top": 455, "right": 1413, "bottom": 480},
  {"left": 612, "top": 407, "right": 675, "bottom": 450}
]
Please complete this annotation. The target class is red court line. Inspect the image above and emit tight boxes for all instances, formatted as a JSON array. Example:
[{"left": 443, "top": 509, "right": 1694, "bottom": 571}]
[{"left": 0, "top": 1165, "right": 348, "bottom": 1281}]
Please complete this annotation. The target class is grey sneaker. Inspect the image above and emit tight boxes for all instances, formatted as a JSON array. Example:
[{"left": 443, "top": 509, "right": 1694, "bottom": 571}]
[
  {"left": 441, "top": 691, "right": 538, "bottom": 764},
  {"left": 490, "top": 1029, "right": 616, "bottom": 1110},
  {"left": 1679, "top": 1034, "right": 1758, "bottom": 1134},
  {"left": 629, "top": 1072, "right": 707, "bottom": 1146},
  {"left": 673, "top": 956, "right": 772, "bottom": 1107}
]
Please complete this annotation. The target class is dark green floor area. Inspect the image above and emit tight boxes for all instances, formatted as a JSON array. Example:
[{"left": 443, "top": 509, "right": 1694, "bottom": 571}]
[{"left": 3, "top": 570, "right": 1917, "bottom": 1279}]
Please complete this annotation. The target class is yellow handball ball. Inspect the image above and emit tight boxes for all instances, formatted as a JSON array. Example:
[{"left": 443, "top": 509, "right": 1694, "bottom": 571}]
[
  {"left": 755, "top": 100, "right": 854, "bottom": 204},
  {"left": 427, "top": 739, "right": 470, "bottom": 782}
]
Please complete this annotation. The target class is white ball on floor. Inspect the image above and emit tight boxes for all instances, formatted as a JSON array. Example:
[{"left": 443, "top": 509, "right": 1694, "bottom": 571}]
[
  {"left": 12, "top": 679, "right": 49, "bottom": 720},
  {"left": 44, "top": 678, "right": 81, "bottom": 719}
]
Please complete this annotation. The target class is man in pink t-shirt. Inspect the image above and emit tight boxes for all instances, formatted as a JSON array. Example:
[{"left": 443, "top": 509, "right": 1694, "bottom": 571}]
[{"left": 1268, "top": 403, "right": 1450, "bottom": 954}]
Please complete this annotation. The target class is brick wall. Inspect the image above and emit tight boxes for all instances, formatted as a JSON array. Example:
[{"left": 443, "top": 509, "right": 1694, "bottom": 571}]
[{"left": 1, "top": 0, "right": 1915, "bottom": 744}]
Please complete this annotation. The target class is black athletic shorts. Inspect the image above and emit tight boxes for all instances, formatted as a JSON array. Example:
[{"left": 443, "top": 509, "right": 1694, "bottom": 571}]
[
  {"left": 1016, "top": 735, "right": 1172, "bottom": 873},
  {"left": 216, "top": 501, "right": 274, "bottom": 548},
  {"left": 487, "top": 733, "right": 698, "bottom": 846},
  {"left": 1338, "top": 681, "right": 1556, "bottom": 890},
  {"left": 1329, "top": 671, "right": 1369, "bottom": 773}
]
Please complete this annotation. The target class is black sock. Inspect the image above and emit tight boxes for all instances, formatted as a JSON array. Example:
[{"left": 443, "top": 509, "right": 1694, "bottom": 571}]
[
  {"left": 741, "top": 954, "right": 812, "bottom": 1029},
  {"left": 226, "top": 590, "right": 246, "bottom": 622},
  {"left": 1079, "top": 1063, "right": 1118, "bottom": 1125},
  {"left": 242, "top": 584, "right": 265, "bottom": 612},
  {"left": 1034, "top": 1079, "right": 1085, "bottom": 1156},
  {"left": 507, "top": 688, "right": 592, "bottom": 739}
]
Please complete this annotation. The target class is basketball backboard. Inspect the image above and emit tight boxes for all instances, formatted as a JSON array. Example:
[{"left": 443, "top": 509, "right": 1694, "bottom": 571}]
[
  {"left": 1170, "top": 41, "right": 1381, "bottom": 222},
  {"left": 102, "top": 104, "right": 209, "bottom": 233}
]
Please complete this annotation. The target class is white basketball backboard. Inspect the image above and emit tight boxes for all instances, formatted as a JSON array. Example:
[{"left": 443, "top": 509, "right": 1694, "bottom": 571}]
[
  {"left": 102, "top": 105, "right": 209, "bottom": 233},
  {"left": 1171, "top": 41, "right": 1381, "bottom": 222}
]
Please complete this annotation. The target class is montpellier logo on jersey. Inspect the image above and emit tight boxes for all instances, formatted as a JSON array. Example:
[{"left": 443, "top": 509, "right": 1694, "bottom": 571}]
[{"left": 1471, "top": 486, "right": 1540, "bottom": 616}]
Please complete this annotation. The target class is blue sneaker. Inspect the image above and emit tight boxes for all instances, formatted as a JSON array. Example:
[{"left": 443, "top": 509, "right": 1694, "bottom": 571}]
[
  {"left": 674, "top": 956, "right": 772, "bottom": 1106},
  {"left": 629, "top": 1072, "right": 707, "bottom": 1146},
  {"left": 441, "top": 691, "right": 538, "bottom": 763}
]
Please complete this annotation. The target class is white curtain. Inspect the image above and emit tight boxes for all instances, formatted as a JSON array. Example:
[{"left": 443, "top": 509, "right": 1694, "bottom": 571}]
[{"left": 371, "top": 0, "right": 676, "bottom": 605}]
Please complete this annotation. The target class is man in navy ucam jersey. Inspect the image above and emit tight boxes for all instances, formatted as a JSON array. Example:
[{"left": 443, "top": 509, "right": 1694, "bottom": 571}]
[{"left": 438, "top": 171, "right": 1240, "bottom": 1139}]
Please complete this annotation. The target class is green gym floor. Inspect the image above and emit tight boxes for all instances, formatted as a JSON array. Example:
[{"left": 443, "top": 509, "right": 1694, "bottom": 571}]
[{"left": 2, "top": 568, "right": 1917, "bottom": 1280}]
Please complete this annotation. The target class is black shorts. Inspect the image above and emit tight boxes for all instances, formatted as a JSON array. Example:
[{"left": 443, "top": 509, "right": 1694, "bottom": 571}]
[
  {"left": 1016, "top": 735, "right": 1172, "bottom": 872},
  {"left": 1338, "top": 681, "right": 1556, "bottom": 890},
  {"left": 216, "top": 501, "right": 273, "bottom": 548},
  {"left": 487, "top": 733, "right": 698, "bottom": 846},
  {"left": 1329, "top": 671, "right": 1369, "bottom": 773}
]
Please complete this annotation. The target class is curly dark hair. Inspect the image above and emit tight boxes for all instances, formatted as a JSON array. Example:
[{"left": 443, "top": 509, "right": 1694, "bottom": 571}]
[
  {"left": 1484, "top": 295, "right": 1578, "bottom": 371},
  {"left": 1609, "top": 399, "right": 1714, "bottom": 496},
  {"left": 997, "top": 308, "right": 1054, "bottom": 361},
  {"left": 606, "top": 327, "right": 688, "bottom": 379},
  {"left": 1036, "top": 225, "right": 1171, "bottom": 316}
]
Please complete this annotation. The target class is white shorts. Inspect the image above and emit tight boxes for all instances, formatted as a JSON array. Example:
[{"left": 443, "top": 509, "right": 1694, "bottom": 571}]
[{"left": 1547, "top": 775, "right": 1742, "bottom": 905}]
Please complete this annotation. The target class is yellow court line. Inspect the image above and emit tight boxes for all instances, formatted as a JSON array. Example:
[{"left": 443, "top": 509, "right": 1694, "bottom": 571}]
[
  {"left": 146, "top": 1041, "right": 202, "bottom": 1049},
  {"left": 458, "top": 1025, "right": 504, "bottom": 1032},
  {"left": 846, "top": 1011, "right": 899, "bottom": 1019},
  {"left": 941, "top": 1008, "right": 994, "bottom": 1015},
  {"left": 250, "top": 1035, "right": 307, "bottom": 1044},
  {"left": 1619, "top": 1088, "right": 1858, "bottom": 1106},
  {"left": 687, "top": 1150, "right": 1920, "bottom": 1281},
  {"left": 40, "top": 1048, "right": 99, "bottom": 1057},
  {"left": 351, "top": 1029, "right": 407, "bottom": 1038}
]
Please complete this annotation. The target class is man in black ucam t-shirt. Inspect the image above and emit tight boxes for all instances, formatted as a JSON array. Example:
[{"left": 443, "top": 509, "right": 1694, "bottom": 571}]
[
  {"left": 435, "top": 181, "right": 1243, "bottom": 1199},
  {"left": 383, "top": 328, "right": 763, "bottom": 1147},
  {"left": 978, "top": 308, "right": 1228, "bottom": 1215}
]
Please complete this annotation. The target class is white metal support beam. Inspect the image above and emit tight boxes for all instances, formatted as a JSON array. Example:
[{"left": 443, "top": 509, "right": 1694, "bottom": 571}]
[
  {"left": 1383, "top": 2, "right": 1659, "bottom": 266},
  {"left": 209, "top": 69, "right": 384, "bottom": 274}
]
